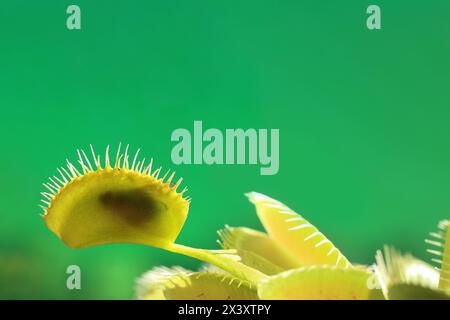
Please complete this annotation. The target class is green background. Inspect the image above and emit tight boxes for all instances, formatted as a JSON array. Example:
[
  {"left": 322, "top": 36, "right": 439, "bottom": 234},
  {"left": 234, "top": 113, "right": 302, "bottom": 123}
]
[{"left": 1, "top": 1, "right": 450, "bottom": 299}]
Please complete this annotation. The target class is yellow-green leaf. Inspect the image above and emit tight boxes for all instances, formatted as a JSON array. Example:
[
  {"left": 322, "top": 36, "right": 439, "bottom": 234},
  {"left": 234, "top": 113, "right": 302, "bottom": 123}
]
[
  {"left": 426, "top": 219, "right": 450, "bottom": 291},
  {"left": 246, "top": 192, "right": 351, "bottom": 267},
  {"left": 258, "top": 266, "right": 380, "bottom": 300}
]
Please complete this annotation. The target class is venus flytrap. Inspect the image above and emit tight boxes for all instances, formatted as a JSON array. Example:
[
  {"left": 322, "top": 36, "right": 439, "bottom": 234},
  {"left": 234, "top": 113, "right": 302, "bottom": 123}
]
[
  {"left": 245, "top": 192, "right": 351, "bottom": 268},
  {"left": 374, "top": 246, "right": 450, "bottom": 299},
  {"left": 244, "top": 192, "right": 383, "bottom": 300},
  {"left": 40, "top": 146, "right": 450, "bottom": 300},
  {"left": 371, "top": 220, "right": 450, "bottom": 300},
  {"left": 217, "top": 227, "right": 380, "bottom": 299},
  {"left": 40, "top": 144, "right": 266, "bottom": 285},
  {"left": 138, "top": 192, "right": 383, "bottom": 299}
]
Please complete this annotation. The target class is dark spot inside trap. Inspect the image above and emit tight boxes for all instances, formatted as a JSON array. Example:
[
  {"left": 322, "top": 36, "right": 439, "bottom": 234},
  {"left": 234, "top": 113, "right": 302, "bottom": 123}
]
[{"left": 99, "top": 189, "right": 166, "bottom": 225}]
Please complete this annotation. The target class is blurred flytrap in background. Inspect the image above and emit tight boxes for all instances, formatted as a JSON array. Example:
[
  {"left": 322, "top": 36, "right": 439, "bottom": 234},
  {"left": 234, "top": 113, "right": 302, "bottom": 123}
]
[{"left": 41, "top": 145, "right": 450, "bottom": 300}]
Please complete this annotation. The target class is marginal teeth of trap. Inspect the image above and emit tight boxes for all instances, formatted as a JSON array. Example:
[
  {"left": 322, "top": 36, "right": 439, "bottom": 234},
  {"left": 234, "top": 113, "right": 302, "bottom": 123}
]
[
  {"left": 153, "top": 167, "right": 162, "bottom": 178},
  {"left": 425, "top": 239, "right": 444, "bottom": 248},
  {"left": 426, "top": 220, "right": 450, "bottom": 274},
  {"left": 427, "top": 249, "right": 443, "bottom": 256},
  {"left": 39, "top": 144, "right": 188, "bottom": 214},
  {"left": 90, "top": 144, "right": 101, "bottom": 169},
  {"left": 131, "top": 148, "right": 140, "bottom": 170},
  {"left": 105, "top": 145, "right": 111, "bottom": 168}
]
